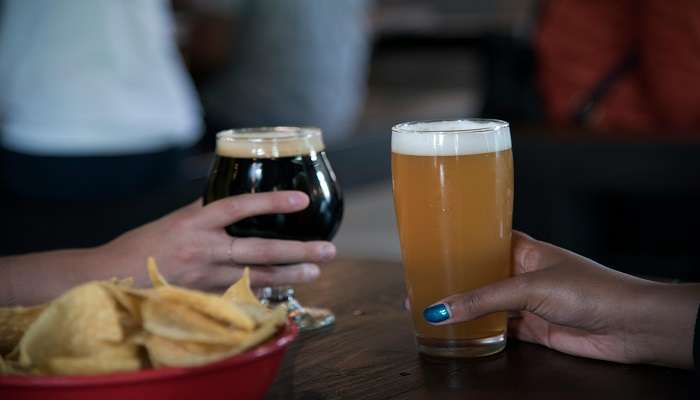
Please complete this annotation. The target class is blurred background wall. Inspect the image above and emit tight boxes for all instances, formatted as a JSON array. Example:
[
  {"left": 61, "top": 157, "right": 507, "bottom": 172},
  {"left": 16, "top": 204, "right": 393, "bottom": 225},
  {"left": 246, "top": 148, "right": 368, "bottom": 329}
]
[{"left": 1, "top": 0, "right": 698, "bottom": 281}]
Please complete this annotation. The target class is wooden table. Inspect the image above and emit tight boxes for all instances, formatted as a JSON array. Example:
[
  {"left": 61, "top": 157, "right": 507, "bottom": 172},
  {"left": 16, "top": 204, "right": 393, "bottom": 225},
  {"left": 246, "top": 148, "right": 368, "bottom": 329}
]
[{"left": 265, "top": 260, "right": 697, "bottom": 399}]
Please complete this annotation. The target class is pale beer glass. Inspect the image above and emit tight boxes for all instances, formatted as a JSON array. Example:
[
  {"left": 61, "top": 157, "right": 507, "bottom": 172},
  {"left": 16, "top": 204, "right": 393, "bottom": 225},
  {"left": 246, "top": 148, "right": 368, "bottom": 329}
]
[{"left": 391, "top": 119, "right": 513, "bottom": 358}]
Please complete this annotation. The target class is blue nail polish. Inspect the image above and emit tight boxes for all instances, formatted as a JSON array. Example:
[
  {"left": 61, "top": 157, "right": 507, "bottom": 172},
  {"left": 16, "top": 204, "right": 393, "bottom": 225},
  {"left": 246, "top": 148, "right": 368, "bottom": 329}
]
[{"left": 423, "top": 303, "right": 450, "bottom": 323}]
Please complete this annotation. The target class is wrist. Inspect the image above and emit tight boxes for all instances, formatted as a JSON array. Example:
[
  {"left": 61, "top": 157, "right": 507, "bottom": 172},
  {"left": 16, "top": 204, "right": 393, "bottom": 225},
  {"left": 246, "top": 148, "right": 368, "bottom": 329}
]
[
  {"left": 71, "top": 245, "right": 111, "bottom": 282},
  {"left": 96, "top": 238, "right": 149, "bottom": 286},
  {"left": 0, "top": 247, "right": 105, "bottom": 306},
  {"left": 631, "top": 282, "right": 700, "bottom": 369}
]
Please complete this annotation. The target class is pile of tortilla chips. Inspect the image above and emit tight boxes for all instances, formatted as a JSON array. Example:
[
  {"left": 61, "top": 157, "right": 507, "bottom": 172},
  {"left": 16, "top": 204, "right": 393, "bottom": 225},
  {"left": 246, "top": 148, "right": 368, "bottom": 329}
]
[{"left": 0, "top": 258, "right": 287, "bottom": 376}]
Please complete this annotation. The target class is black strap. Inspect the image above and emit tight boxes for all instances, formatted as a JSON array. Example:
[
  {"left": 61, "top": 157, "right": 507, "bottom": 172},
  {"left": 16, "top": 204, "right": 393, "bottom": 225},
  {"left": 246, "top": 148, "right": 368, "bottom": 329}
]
[{"left": 572, "top": 51, "right": 638, "bottom": 125}]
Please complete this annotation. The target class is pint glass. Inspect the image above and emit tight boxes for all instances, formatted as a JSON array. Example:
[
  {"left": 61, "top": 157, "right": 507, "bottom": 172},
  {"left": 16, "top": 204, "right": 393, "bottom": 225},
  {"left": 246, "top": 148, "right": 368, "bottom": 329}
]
[{"left": 391, "top": 119, "right": 513, "bottom": 358}]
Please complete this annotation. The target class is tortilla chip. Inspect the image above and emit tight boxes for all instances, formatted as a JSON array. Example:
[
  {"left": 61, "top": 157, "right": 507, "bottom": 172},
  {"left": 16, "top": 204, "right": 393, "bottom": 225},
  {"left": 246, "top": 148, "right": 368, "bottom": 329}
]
[
  {"left": 222, "top": 267, "right": 261, "bottom": 306},
  {"left": 234, "top": 305, "right": 288, "bottom": 354},
  {"left": 143, "top": 334, "right": 236, "bottom": 368},
  {"left": 18, "top": 283, "right": 123, "bottom": 370},
  {"left": 147, "top": 257, "right": 169, "bottom": 288},
  {"left": 141, "top": 298, "right": 247, "bottom": 345},
  {"left": 100, "top": 283, "right": 145, "bottom": 332},
  {"left": 0, "top": 304, "right": 47, "bottom": 355},
  {"left": 108, "top": 277, "right": 134, "bottom": 288},
  {"left": 2, "top": 258, "right": 290, "bottom": 377},
  {"left": 155, "top": 286, "right": 255, "bottom": 331},
  {"left": 47, "top": 344, "right": 142, "bottom": 375}
]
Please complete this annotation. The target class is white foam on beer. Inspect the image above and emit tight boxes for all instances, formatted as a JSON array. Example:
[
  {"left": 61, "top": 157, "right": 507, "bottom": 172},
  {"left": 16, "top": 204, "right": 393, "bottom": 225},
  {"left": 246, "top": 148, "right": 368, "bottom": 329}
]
[
  {"left": 216, "top": 129, "right": 325, "bottom": 158},
  {"left": 392, "top": 120, "right": 511, "bottom": 156}
]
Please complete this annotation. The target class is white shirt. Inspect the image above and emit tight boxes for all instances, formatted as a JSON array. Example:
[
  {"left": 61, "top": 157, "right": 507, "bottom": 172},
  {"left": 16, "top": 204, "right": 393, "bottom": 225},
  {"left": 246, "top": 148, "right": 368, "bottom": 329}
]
[{"left": 0, "top": 0, "right": 202, "bottom": 156}]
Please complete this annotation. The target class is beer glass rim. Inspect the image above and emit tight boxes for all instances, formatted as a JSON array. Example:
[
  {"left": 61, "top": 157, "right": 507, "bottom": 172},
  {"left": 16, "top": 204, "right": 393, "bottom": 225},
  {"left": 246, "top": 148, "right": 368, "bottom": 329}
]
[
  {"left": 392, "top": 119, "right": 509, "bottom": 134},
  {"left": 216, "top": 126, "right": 321, "bottom": 142}
]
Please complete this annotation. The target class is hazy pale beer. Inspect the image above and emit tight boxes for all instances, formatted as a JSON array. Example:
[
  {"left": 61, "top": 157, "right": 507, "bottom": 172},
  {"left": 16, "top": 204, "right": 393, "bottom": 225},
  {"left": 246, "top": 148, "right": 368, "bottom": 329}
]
[{"left": 391, "top": 119, "right": 513, "bottom": 358}]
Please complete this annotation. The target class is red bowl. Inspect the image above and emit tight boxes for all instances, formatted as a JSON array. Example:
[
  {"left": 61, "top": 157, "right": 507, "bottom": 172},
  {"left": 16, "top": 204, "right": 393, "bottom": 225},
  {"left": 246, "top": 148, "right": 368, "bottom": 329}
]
[{"left": 0, "top": 321, "right": 297, "bottom": 400}]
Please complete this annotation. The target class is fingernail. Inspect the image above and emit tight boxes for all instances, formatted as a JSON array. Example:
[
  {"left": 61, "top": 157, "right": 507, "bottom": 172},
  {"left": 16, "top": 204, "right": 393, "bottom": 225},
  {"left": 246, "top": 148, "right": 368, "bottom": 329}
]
[
  {"left": 303, "top": 264, "right": 320, "bottom": 280},
  {"left": 423, "top": 303, "right": 451, "bottom": 324},
  {"left": 288, "top": 192, "right": 306, "bottom": 206},
  {"left": 319, "top": 244, "right": 335, "bottom": 261},
  {"left": 288, "top": 193, "right": 301, "bottom": 206}
]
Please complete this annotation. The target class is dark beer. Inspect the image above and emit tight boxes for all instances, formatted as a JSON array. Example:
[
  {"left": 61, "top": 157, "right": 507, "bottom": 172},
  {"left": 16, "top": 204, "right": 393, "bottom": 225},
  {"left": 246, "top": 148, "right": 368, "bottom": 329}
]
[{"left": 204, "top": 127, "right": 343, "bottom": 241}]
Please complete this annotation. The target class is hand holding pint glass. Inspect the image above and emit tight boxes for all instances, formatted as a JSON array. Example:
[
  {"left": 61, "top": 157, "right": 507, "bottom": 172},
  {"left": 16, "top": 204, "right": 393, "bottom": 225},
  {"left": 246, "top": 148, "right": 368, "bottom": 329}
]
[
  {"left": 204, "top": 127, "right": 343, "bottom": 331},
  {"left": 392, "top": 119, "right": 513, "bottom": 358}
]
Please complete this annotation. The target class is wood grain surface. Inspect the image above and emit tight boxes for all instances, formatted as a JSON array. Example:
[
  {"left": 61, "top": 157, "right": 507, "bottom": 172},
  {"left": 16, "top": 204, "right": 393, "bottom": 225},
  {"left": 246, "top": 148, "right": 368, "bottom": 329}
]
[{"left": 265, "top": 259, "right": 697, "bottom": 400}]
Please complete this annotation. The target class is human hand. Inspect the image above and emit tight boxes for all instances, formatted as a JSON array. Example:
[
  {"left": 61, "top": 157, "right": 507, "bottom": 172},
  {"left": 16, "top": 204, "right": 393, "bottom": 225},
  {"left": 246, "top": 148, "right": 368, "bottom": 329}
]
[
  {"left": 423, "top": 231, "right": 700, "bottom": 369},
  {"left": 102, "top": 191, "right": 336, "bottom": 291}
]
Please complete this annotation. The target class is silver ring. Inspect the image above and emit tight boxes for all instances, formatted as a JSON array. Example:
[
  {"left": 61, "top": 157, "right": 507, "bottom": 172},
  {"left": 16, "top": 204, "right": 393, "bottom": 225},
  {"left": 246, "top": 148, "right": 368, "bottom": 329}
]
[{"left": 228, "top": 238, "right": 236, "bottom": 265}]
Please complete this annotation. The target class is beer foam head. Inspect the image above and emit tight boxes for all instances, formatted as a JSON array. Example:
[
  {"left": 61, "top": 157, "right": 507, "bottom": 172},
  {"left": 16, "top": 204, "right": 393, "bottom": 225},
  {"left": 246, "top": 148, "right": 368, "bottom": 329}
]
[
  {"left": 391, "top": 119, "right": 511, "bottom": 156},
  {"left": 216, "top": 127, "right": 325, "bottom": 158}
]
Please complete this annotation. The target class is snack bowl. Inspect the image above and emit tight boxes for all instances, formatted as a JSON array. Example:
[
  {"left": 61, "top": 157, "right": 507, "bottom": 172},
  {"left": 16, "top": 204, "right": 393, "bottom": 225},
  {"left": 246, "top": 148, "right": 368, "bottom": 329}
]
[{"left": 0, "top": 321, "right": 297, "bottom": 400}]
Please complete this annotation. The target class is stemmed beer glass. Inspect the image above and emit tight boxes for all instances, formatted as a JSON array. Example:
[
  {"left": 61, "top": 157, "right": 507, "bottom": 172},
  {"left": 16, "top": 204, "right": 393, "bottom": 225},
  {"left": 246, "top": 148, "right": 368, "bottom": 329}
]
[{"left": 204, "top": 126, "right": 343, "bottom": 331}]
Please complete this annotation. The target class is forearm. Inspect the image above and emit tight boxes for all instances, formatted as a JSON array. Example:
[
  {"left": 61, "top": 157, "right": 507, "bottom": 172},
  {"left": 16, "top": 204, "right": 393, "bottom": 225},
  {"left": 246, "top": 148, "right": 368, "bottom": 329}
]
[
  {"left": 633, "top": 282, "right": 700, "bottom": 369},
  {"left": 0, "top": 248, "right": 106, "bottom": 306}
]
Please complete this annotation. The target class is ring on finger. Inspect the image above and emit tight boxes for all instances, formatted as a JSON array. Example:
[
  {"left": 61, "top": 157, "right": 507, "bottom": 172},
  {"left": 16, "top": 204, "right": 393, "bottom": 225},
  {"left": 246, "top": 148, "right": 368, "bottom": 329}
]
[{"left": 228, "top": 237, "right": 237, "bottom": 265}]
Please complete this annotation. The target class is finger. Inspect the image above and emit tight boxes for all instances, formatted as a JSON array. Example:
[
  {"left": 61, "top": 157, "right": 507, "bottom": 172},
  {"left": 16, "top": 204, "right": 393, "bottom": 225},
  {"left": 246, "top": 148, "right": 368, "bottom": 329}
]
[
  {"left": 511, "top": 230, "right": 569, "bottom": 274},
  {"left": 205, "top": 263, "right": 321, "bottom": 289},
  {"left": 248, "top": 264, "right": 321, "bottom": 287},
  {"left": 166, "top": 198, "right": 204, "bottom": 221},
  {"left": 422, "top": 275, "right": 532, "bottom": 325},
  {"left": 507, "top": 310, "right": 522, "bottom": 319},
  {"left": 227, "top": 238, "right": 336, "bottom": 265},
  {"left": 510, "top": 313, "right": 605, "bottom": 361},
  {"left": 512, "top": 231, "right": 546, "bottom": 274},
  {"left": 192, "top": 191, "right": 310, "bottom": 229},
  {"left": 508, "top": 312, "right": 550, "bottom": 346}
]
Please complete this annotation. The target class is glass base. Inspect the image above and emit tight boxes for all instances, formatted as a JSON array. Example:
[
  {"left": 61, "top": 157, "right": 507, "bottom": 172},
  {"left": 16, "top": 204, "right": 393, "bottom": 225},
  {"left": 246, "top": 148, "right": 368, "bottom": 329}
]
[
  {"left": 416, "top": 333, "right": 506, "bottom": 358},
  {"left": 259, "top": 286, "right": 335, "bottom": 332},
  {"left": 289, "top": 306, "right": 335, "bottom": 332}
]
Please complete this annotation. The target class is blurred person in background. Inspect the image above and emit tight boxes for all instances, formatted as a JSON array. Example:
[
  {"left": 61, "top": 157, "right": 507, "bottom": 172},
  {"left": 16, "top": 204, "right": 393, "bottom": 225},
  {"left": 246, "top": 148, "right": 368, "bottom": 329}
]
[
  {"left": 0, "top": 0, "right": 361, "bottom": 299},
  {"left": 196, "top": 0, "right": 372, "bottom": 145},
  {"left": 536, "top": 0, "right": 700, "bottom": 135},
  {"left": 0, "top": 0, "right": 371, "bottom": 201},
  {"left": 0, "top": 0, "right": 202, "bottom": 201}
]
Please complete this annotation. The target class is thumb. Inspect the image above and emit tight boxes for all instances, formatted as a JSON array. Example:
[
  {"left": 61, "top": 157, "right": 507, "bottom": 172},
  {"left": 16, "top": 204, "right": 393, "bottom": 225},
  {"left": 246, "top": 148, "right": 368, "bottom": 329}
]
[{"left": 423, "top": 275, "right": 531, "bottom": 325}]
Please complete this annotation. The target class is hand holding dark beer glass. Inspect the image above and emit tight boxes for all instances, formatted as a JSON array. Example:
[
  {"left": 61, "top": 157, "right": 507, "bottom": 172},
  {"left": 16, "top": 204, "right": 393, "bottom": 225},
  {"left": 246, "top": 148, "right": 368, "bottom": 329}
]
[{"left": 204, "top": 127, "right": 343, "bottom": 331}]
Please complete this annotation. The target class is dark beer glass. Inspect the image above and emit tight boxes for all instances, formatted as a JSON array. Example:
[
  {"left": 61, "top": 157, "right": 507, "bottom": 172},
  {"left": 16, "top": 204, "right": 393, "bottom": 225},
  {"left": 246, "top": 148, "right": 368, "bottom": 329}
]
[{"left": 204, "top": 127, "right": 343, "bottom": 330}]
